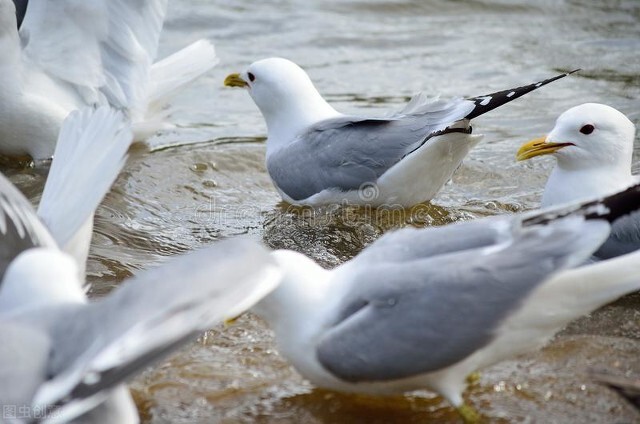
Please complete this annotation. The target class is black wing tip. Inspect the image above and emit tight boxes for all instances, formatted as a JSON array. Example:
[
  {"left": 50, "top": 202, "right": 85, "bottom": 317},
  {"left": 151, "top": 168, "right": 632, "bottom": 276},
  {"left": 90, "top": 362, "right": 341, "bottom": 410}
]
[
  {"left": 523, "top": 183, "right": 640, "bottom": 227},
  {"left": 464, "top": 68, "right": 580, "bottom": 120},
  {"left": 402, "top": 126, "right": 473, "bottom": 159}
]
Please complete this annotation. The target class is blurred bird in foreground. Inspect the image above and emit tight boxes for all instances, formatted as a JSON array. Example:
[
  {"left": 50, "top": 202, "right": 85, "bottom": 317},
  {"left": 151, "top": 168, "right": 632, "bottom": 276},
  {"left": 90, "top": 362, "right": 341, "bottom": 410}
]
[
  {"left": 0, "top": 161, "right": 281, "bottom": 422},
  {"left": 249, "top": 183, "right": 640, "bottom": 422}
]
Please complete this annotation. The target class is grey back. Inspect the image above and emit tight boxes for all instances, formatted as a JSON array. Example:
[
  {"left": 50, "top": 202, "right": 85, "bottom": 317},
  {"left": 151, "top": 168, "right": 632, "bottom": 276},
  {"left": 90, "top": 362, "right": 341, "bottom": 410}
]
[
  {"left": 316, "top": 218, "right": 609, "bottom": 382},
  {"left": 267, "top": 99, "right": 473, "bottom": 201}
]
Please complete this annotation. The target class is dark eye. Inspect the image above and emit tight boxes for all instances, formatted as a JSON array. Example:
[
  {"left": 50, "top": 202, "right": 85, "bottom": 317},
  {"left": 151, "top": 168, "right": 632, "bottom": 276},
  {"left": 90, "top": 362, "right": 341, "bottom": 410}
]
[
  {"left": 580, "top": 124, "right": 595, "bottom": 135},
  {"left": 248, "top": 72, "right": 256, "bottom": 82}
]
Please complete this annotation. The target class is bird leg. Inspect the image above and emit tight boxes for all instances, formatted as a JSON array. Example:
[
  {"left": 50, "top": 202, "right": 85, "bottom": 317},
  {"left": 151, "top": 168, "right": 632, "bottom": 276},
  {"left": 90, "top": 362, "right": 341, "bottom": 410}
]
[
  {"left": 466, "top": 372, "right": 481, "bottom": 386},
  {"left": 456, "top": 403, "right": 483, "bottom": 424}
]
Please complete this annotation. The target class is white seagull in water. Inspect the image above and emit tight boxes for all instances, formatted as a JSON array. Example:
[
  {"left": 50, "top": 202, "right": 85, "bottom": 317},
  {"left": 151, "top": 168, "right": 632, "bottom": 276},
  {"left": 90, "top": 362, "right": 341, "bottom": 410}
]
[
  {"left": 0, "top": 0, "right": 218, "bottom": 160},
  {"left": 517, "top": 103, "right": 639, "bottom": 259},
  {"left": 224, "top": 57, "right": 577, "bottom": 207},
  {"left": 248, "top": 184, "right": 640, "bottom": 422}
]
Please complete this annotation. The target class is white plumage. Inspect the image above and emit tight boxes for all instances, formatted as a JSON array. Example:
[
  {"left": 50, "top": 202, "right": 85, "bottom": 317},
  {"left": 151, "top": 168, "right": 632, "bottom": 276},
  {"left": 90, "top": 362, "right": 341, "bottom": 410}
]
[
  {"left": 0, "top": 0, "right": 218, "bottom": 159},
  {"left": 517, "top": 103, "right": 639, "bottom": 258}
]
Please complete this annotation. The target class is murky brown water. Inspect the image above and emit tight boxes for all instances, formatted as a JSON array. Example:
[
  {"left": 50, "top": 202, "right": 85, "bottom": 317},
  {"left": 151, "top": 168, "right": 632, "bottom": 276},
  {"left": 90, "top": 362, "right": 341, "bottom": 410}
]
[{"left": 4, "top": 0, "right": 640, "bottom": 422}]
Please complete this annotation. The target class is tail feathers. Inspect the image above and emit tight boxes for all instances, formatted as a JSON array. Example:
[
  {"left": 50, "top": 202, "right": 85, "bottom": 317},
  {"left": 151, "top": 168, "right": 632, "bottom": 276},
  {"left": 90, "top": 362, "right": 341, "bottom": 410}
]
[
  {"left": 464, "top": 69, "right": 579, "bottom": 120},
  {"left": 131, "top": 39, "right": 218, "bottom": 141},
  {"left": 510, "top": 249, "right": 640, "bottom": 341},
  {"left": 145, "top": 39, "right": 218, "bottom": 115},
  {"left": 523, "top": 183, "right": 640, "bottom": 227},
  {"left": 37, "top": 106, "right": 133, "bottom": 262}
]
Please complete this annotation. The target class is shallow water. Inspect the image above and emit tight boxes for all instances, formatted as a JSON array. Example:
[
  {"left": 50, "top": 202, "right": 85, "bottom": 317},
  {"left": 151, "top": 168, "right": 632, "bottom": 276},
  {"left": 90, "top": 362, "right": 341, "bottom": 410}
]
[{"left": 5, "top": 0, "right": 640, "bottom": 422}]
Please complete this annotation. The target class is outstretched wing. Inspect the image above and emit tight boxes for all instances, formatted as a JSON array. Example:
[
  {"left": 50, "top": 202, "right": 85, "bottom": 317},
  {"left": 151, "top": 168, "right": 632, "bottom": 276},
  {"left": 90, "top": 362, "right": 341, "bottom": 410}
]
[
  {"left": 37, "top": 106, "right": 132, "bottom": 261},
  {"left": 20, "top": 0, "right": 167, "bottom": 109},
  {"left": 33, "top": 238, "right": 281, "bottom": 420},
  {"left": 317, "top": 216, "right": 609, "bottom": 382}
]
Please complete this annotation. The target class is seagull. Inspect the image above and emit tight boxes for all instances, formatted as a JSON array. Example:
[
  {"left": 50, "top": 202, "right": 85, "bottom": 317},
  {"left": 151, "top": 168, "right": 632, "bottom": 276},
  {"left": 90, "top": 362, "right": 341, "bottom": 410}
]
[
  {"left": 224, "top": 57, "right": 576, "bottom": 206},
  {"left": 0, "top": 165, "right": 282, "bottom": 422},
  {"left": 0, "top": 0, "right": 218, "bottom": 160},
  {"left": 249, "top": 183, "right": 640, "bottom": 422},
  {"left": 516, "top": 103, "right": 639, "bottom": 259}
]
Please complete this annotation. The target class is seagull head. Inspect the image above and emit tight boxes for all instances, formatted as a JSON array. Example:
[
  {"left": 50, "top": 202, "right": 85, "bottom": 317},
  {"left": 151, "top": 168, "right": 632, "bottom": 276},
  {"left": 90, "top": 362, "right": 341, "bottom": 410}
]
[
  {"left": 0, "top": 248, "right": 85, "bottom": 313},
  {"left": 224, "top": 58, "right": 340, "bottom": 152},
  {"left": 517, "top": 103, "right": 636, "bottom": 171}
]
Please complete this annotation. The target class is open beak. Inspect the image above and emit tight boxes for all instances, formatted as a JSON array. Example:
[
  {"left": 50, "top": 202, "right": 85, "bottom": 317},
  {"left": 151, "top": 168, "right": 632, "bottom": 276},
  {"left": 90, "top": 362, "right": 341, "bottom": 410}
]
[
  {"left": 224, "top": 73, "right": 249, "bottom": 88},
  {"left": 516, "top": 136, "right": 573, "bottom": 161}
]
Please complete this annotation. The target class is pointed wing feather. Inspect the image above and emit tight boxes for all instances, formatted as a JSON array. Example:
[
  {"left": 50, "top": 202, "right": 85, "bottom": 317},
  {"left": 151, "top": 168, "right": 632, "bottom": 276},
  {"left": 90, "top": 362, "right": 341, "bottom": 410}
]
[
  {"left": 464, "top": 70, "right": 579, "bottom": 120},
  {"left": 33, "top": 239, "right": 281, "bottom": 418},
  {"left": 37, "top": 106, "right": 132, "bottom": 253}
]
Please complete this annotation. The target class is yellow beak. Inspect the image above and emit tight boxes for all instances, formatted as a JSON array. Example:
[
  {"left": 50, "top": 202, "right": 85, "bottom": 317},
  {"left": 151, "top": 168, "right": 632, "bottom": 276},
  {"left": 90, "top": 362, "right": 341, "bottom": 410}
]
[
  {"left": 224, "top": 315, "right": 241, "bottom": 327},
  {"left": 516, "top": 136, "right": 573, "bottom": 161},
  {"left": 224, "top": 73, "right": 248, "bottom": 88}
]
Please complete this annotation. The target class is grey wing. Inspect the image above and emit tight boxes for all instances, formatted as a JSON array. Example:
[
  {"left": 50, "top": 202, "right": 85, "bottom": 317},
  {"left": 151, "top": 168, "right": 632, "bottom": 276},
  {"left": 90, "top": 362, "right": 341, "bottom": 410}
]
[
  {"left": 34, "top": 238, "right": 280, "bottom": 411},
  {"left": 267, "top": 98, "right": 475, "bottom": 201},
  {"left": 354, "top": 216, "right": 512, "bottom": 265},
  {"left": 0, "top": 174, "right": 56, "bottom": 282},
  {"left": 37, "top": 106, "right": 132, "bottom": 250},
  {"left": 356, "top": 177, "right": 640, "bottom": 265},
  {"left": 316, "top": 217, "right": 609, "bottom": 382},
  {"left": 0, "top": 320, "right": 51, "bottom": 407},
  {"left": 594, "top": 210, "right": 640, "bottom": 259}
]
